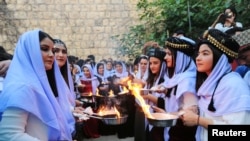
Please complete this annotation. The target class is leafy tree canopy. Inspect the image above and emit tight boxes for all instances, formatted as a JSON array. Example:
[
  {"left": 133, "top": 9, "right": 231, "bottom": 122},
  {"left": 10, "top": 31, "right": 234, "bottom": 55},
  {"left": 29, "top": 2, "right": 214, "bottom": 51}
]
[{"left": 113, "top": 0, "right": 250, "bottom": 61}]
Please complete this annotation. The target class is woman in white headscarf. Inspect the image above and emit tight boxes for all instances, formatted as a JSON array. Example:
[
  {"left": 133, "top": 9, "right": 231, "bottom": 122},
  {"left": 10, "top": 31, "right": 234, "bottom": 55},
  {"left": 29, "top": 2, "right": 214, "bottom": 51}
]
[
  {"left": 133, "top": 55, "right": 149, "bottom": 141},
  {"left": 93, "top": 62, "right": 110, "bottom": 96},
  {"left": 134, "top": 55, "right": 149, "bottom": 86},
  {"left": 160, "top": 37, "right": 198, "bottom": 141},
  {"left": 108, "top": 61, "right": 129, "bottom": 95},
  {"left": 79, "top": 64, "right": 100, "bottom": 138},
  {"left": 0, "top": 30, "right": 75, "bottom": 140},
  {"left": 79, "top": 64, "right": 99, "bottom": 96},
  {"left": 53, "top": 39, "right": 77, "bottom": 108},
  {"left": 182, "top": 29, "right": 250, "bottom": 141},
  {"left": 142, "top": 47, "right": 167, "bottom": 141}
]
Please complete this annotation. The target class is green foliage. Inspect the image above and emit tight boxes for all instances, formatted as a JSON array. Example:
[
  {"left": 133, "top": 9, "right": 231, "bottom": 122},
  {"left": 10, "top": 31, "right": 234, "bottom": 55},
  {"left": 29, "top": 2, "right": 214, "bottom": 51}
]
[{"left": 113, "top": 0, "right": 250, "bottom": 60}]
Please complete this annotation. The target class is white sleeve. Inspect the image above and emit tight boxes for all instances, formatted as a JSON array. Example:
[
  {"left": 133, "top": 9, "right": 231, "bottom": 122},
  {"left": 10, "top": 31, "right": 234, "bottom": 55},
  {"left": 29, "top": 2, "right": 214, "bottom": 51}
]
[
  {"left": 213, "top": 111, "right": 250, "bottom": 124},
  {"left": 0, "top": 107, "right": 41, "bottom": 141},
  {"left": 214, "top": 23, "right": 224, "bottom": 31},
  {"left": 243, "top": 71, "right": 250, "bottom": 87},
  {"left": 236, "top": 22, "right": 243, "bottom": 28}
]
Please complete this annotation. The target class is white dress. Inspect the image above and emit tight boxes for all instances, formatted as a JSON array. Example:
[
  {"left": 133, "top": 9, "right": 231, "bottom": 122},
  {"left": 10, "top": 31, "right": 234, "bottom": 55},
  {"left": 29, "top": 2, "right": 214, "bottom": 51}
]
[
  {"left": 243, "top": 71, "right": 250, "bottom": 88},
  {"left": 197, "top": 111, "right": 250, "bottom": 141},
  {"left": 0, "top": 107, "right": 48, "bottom": 141}
]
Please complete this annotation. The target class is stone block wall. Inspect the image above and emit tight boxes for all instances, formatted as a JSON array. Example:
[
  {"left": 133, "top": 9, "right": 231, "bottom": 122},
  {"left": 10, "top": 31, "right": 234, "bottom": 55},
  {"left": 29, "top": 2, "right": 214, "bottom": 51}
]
[{"left": 0, "top": 0, "right": 140, "bottom": 61}]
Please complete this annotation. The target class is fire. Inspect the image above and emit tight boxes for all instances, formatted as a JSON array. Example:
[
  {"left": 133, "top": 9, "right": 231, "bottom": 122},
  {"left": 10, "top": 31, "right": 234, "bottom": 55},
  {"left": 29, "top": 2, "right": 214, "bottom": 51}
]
[
  {"left": 119, "top": 77, "right": 130, "bottom": 84},
  {"left": 127, "top": 81, "right": 153, "bottom": 118},
  {"left": 96, "top": 89, "right": 101, "bottom": 96},
  {"left": 122, "top": 86, "right": 129, "bottom": 93},
  {"left": 114, "top": 107, "right": 120, "bottom": 118},
  {"left": 88, "top": 92, "right": 92, "bottom": 96},
  {"left": 108, "top": 90, "right": 115, "bottom": 97},
  {"left": 97, "top": 106, "right": 121, "bottom": 118}
]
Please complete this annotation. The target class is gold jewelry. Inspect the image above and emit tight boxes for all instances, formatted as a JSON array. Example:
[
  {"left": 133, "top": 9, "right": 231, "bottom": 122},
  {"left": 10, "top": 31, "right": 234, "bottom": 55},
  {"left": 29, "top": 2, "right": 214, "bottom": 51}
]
[{"left": 207, "top": 35, "right": 238, "bottom": 58}]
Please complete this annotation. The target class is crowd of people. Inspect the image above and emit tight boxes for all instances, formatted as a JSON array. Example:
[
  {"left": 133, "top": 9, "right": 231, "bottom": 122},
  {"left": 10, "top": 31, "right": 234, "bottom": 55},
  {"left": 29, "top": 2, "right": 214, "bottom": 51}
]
[{"left": 0, "top": 5, "right": 250, "bottom": 141}]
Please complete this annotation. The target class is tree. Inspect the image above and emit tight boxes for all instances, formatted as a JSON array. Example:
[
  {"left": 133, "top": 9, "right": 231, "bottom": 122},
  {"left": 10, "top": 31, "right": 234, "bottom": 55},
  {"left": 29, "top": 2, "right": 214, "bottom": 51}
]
[{"left": 113, "top": 0, "right": 250, "bottom": 61}]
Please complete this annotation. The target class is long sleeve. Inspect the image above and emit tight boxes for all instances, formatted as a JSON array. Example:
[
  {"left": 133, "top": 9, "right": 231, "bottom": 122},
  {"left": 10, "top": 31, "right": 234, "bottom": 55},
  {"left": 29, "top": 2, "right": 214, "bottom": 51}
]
[
  {"left": 0, "top": 107, "right": 47, "bottom": 141},
  {"left": 198, "top": 111, "right": 250, "bottom": 141}
]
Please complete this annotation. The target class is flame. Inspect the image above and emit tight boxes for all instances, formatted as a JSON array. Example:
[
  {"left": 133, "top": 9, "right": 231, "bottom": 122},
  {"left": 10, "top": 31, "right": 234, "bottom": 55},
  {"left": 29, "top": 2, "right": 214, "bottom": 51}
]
[
  {"left": 122, "top": 86, "right": 129, "bottom": 93},
  {"left": 127, "top": 81, "right": 153, "bottom": 118},
  {"left": 97, "top": 106, "right": 105, "bottom": 116},
  {"left": 89, "top": 92, "right": 93, "bottom": 96},
  {"left": 119, "top": 77, "right": 130, "bottom": 84},
  {"left": 96, "top": 89, "right": 101, "bottom": 96},
  {"left": 114, "top": 107, "right": 120, "bottom": 118},
  {"left": 109, "top": 90, "right": 114, "bottom": 97},
  {"left": 97, "top": 106, "right": 120, "bottom": 118}
]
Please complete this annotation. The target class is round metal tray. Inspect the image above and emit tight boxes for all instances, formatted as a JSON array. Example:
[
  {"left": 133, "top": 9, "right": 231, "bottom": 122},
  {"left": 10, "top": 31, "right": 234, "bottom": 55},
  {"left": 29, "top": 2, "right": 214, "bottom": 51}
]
[{"left": 147, "top": 113, "right": 178, "bottom": 127}]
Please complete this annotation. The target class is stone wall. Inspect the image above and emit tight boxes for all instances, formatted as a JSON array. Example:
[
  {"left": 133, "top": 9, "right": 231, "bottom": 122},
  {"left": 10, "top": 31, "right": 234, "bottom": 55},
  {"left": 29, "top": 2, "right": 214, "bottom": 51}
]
[{"left": 0, "top": 0, "right": 140, "bottom": 61}]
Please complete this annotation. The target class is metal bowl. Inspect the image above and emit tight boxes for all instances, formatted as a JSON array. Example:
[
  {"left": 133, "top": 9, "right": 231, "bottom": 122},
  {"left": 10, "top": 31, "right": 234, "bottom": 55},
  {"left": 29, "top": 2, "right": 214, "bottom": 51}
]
[
  {"left": 147, "top": 113, "right": 178, "bottom": 127},
  {"left": 102, "top": 114, "right": 128, "bottom": 125},
  {"left": 89, "top": 114, "right": 128, "bottom": 125}
]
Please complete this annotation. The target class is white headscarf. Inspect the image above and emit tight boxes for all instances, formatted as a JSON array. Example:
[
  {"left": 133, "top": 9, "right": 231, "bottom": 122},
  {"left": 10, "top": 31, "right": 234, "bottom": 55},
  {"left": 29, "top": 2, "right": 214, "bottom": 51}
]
[
  {"left": 145, "top": 60, "right": 167, "bottom": 131},
  {"left": 0, "top": 29, "right": 74, "bottom": 140},
  {"left": 135, "top": 57, "right": 149, "bottom": 81},
  {"left": 80, "top": 64, "right": 99, "bottom": 95},
  {"left": 114, "top": 61, "right": 129, "bottom": 78},
  {"left": 164, "top": 51, "right": 197, "bottom": 99},
  {"left": 93, "top": 62, "right": 109, "bottom": 83},
  {"left": 65, "top": 59, "right": 76, "bottom": 107},
  {"left": 198, "top": 54, "right": 250, "bottom": 116}
]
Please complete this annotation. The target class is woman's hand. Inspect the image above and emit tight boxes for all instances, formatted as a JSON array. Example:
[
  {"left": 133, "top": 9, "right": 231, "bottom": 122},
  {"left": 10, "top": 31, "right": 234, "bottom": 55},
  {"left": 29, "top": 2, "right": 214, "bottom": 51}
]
[
  {"left": 151, "top": 105, "right": 166, "bottom": 113},
  {"left": 155, "top": 85, "right": 166, "bottom": 93},
  {"left": 181, "top": 109, "right": 199, "bottom": 126},
  {"left": 75, "top": 100, "right": 83, "bottom": 107},
  {"left": 142, "top": 94, "right": 158, "bottom": 104},
  {"left": 74, "top": 106, "right": 84, "bottom": 113}
]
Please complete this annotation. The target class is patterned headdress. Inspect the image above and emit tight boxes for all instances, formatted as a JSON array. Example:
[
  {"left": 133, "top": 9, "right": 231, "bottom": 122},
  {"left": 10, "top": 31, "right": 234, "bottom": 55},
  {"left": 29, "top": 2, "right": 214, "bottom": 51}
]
[
  {"left": 165, "top": 37, "right": 195, "bottom": 56},
  {"left": 199, "top": 29, "right": 240, "bottom": 59}
]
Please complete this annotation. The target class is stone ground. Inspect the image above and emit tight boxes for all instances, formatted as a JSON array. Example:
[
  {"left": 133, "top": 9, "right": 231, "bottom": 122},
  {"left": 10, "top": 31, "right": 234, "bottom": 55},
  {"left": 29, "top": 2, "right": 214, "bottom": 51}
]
[{"left": 82, "top": 134, "right": 134, "bottom": 141}]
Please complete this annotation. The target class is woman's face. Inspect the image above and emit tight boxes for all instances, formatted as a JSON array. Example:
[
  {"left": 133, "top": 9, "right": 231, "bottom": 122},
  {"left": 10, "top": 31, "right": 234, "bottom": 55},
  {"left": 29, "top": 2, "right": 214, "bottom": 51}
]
[
  {"left": 140, "top": 58, "right": 148, "bottom": 73},
  {"left": 106, "top": 62, "right": 113, "bottom": 70},
  {"left": 40, "top": 37, "right": 54, "bottom": 70},
  {"left": 83, "top": 67, "right": 91, "bottom": 78},
  {"left": 224, "top": 9, "right": 235, "bottom": 23},
  {"left": 149, "top": 57, "right": 161, "bottom": 75},
  {"left": 196, "top": 44, "right": 214, "bottom": 75},
  {"left": 98, "top": 64, "right": 104, "bottom": 75},
  {"left": 164, "top": 48, "right": 173, "bottom": 68},
  {"left": 115, "top": 64, "right": 123, "bottom": 73},
  {"left": 54, "top": 44, "right": 67, "bottom": 68}
]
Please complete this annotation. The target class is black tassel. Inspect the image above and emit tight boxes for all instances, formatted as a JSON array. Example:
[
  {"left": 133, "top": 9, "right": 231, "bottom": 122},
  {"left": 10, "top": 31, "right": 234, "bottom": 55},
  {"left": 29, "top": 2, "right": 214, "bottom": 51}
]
[
  {"left": 166, "top": 88, "right": 172, "bottom": 98},
  {"left": 208, "top": 98, "right": 216, "bottom": 112}
]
